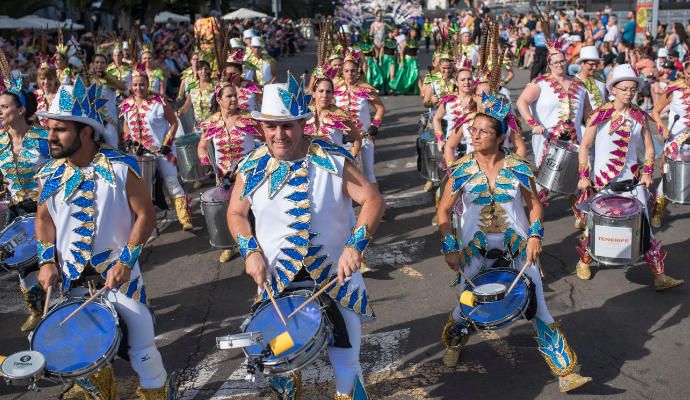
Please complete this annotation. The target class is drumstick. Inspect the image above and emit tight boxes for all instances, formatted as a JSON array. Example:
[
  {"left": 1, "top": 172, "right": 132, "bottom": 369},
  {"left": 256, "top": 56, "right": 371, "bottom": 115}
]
[
  {"left": 264, "top": 283, "right": 287, "bottom": 326},
  {"left": 42, "top": 286, "right": 52, "bottom": 318},
  {"left": 59, "top": 286, "right": 107, "bottom": 327},
  {"left": 287, "top": 276, "right": 352, "bottom": 319},
  {"left": 457, "top": 267, "right": 477, "bottom": 288},
  {"left": 506, "top": 260, "right": 532, "bottom": 296}
]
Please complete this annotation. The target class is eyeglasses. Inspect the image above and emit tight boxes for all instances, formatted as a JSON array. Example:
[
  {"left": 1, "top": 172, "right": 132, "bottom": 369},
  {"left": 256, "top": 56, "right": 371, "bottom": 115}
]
[
  {"left": 468, "top": 126, "right": 497, "bottom": 137},
  {"left": 550, "top": 59, "right": 566, "bottom": 65},
  {"left": 584, "top": 61, "right": 598, "bottom": 67},
  {"left": 615, "top": 86, "right": 638, "bottom": 94}
]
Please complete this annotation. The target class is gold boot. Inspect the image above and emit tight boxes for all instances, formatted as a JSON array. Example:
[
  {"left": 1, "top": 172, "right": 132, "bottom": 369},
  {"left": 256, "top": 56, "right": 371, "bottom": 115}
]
[
  {"left": 172, "top": 196, "right": 193, "bottom": 231},
  {"left": 651, "top": 195, "right": 668, "bottom": 229},
  {"left": 440, "top": 313, "right": 470, "bottom": 368},
  {"left": 20, "top": 285, "right": 44, "bottom": 332},
  {"left": 61, "top": 366, "right": 116, "bottom": 400},
  {"left": 269, "top": 371, "right": 302, "bottom": 400},
  {"left": 654, "top": 274, "right": 684, "bottom": 291},
  {"left": 136, "top": 371, "right": 177, "bottom": 400},
  {"left": 533, "top": 318, "right": 591, "bottom": 392},
  {"left": 219, "top": 249, "right": 234, "bottom": 263},
  {"left": 559, "top": 373, "right": 593, "bottom": 393},
  {"left": 576, "top": 260, "right": 591, "bottom": 280},
  {"left": 423, "top": 180, "right": 434, "bottom": 192}
]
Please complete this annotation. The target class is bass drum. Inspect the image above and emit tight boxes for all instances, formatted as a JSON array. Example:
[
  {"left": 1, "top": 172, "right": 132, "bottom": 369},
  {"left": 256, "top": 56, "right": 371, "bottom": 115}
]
[{"left": 587, "top": 194, "right": 644, "bottom": 266}]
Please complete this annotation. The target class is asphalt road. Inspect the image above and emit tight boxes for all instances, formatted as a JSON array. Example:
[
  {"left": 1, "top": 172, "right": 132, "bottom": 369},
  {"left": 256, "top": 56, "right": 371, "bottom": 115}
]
[{"left": 1, "top": 43, "right": 689, "bottom": 400}]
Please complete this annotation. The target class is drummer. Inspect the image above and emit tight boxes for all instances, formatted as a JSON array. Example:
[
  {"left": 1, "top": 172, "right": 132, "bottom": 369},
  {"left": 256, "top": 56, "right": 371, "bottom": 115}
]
[
  {"left": 436, "top": 90, "right": 591, "bottom": 393},
  {"left": 575, "top": 64, "right": 684, "bottom": 290},
  {"left": 574, "top": 46, "right": 607, "bottom": 110},
  {"left": 516, "top": 37, "right": 589, "bottom": 227},
  {"left": 0, "top": 78, "right": 51, "bottom": 332},
  {"left": 35, "top": 75, "right": 175, "bottom": 399},
  {"left": 198, "top": 79, "right": 260, "bottom": 263},
  {"left": 120, "top": 65, "right": 194, "bottom": 231},
  {"left": 227, "top": 73, "right": 384, "bottom": 399},
  {"left": 650, "top": 58, "right": 690, "bottom": 228},
  {"left": 334, "top": 49, "right": 385, "bottom": 186}
]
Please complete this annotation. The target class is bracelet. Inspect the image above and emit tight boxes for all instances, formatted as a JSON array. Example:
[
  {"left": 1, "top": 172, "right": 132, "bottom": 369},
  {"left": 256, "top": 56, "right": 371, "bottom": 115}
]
[
  {"left": 37, "top": 240, "right": 56, "bottom": 266},
  {"left": 658, "top": 124, "right": 669, "bottom": 137},
  {"left": 642, "top": 159, "right": 654, "bottom": 175},
  {"left": 435, "top": 130, "right": 445, "bottom": 142},
  {"left": 200, "top": 155, "right": 210, "bottom": 165},
  {"left": 237, "top": 233, "right": 262, "bottom": 258},
  {"left": 527, "top": 219, "right": 545, "bottom": 240},
  {"left": 118, "top": 243, "right": 143, "bottom": 269},
  {"left": 578, "top": 163, "right": 591, "bottom": 179},
  {"left": 371, "top": 119, "right": 382, "bottom": 128},
  {"left": 527, "top": 118, "right": 539, "bottom": 128},
  {"left": 441, "top": 233, "right": 460, "bottom": 254},
  {"left": 345, "top": 225, "right": 372, "bottom": 254}
]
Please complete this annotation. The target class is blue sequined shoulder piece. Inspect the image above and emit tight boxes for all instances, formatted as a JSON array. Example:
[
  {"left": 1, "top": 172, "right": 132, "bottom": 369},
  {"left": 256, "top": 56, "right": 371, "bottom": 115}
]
[
  {"left": 448, "top": 153, "right": 479, "bottom": 195},
  {"left": 503, "top": 151, "right": 535, "bottom": 191},
  {"left": 98, "top": 146, "right": 142, "bottom": 178}
]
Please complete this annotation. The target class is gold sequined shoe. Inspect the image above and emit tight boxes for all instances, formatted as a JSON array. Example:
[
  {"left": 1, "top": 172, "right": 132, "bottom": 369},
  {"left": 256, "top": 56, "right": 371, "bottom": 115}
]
[
  {"left": 559, "top": 372, "right": 592, "bottom": 393},
  {"left": 574, "top": 216, "right": 586, "bottom": 231},
  {"left": 654, "top": 274, "right": 684, "bottom": 291},
  {"left": 61, "top": 365, "right": 117, "bottom": 400},
  {"left": 219, "top": 249, "right": 234, "bottom": 263},
  {"left": 651, "top": 195, "right": 668, "bottom": 229},
  {"left": 20, "top": 285, "right": 44, "bottom": 332},
  {"left": 172, "top": 196, "right": 193, "bottom": 231},
  {"left": 423, "top": 180, "right": 434, "bottom": 192},
  {"left": 576, "top": 260, "right": 591, "bottom": 280},
  {"left": 136, "top": 371, "right": 177, "bottom": 400},
  {"left": 442, "top": 348, "right": 460, "bottom": 367}
]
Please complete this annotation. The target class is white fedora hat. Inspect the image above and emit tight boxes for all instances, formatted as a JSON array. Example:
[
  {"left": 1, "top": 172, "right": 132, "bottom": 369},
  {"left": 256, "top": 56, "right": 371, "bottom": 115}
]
[
  {"left": 36, "top": 76, "right": 106, "bottom": 136},
  {"left": 606, "top": 64, "right": 644, "bottom": 92},
  {"left": 657, "top": 48, "right": 668, "bottom": 58},
  {"left": 243, "top": 29, "right": 256, "bottom": 39},
  {"left": 250, "top": 36, "right": 264, "bottom": 47},
  {"left": 578, "top": 46, "right": 600, "bottom": 63},
  {"left": 460, "top": 27, "right": 470, "bottom": 35},
  {"left": 230, "top": 37, "right": 245, "bottom": 49},
  {"left": 251, "top": 75, "right": 312, "bottom": 122}
]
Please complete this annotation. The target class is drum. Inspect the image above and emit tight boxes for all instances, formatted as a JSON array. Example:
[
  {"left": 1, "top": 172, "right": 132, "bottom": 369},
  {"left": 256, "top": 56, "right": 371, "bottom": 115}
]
[
  {"left": 587, "top": 194, "right": 644, "bottom": 266},
  {"left": 663, "top": 151, "right": 690, "bottom": 204},
  {"left": 0, "top": 200, "right": 9, "bottom": 231},
  {"left": 176, "top": 134, "right": 205, "bottom": 183},
  {"left": 536, "top": 140, "right": 580, "bottom": 195},
  {"left": 0, "top": 214, "right": 36, "bottom": 269},
  {"left": 200, "top": 186, "right": 234, "bottom": 249},
  {"left": 29, "top": 296, "right": 121, "bottom": 380},
  {"left": 242, "top": 290, "right": 332, "bottom": 375},
  {"left": 1, "top": 351, "right": 45, "bottom": 386},
  {"left": 134, "top": 153, "right": 157, "bottom": 196},
  {"left": 458, "top": 268, "right": 534, "bottom": 330},
  {"left": 418, "top": 130, "right": 443, "bottom": 183}
]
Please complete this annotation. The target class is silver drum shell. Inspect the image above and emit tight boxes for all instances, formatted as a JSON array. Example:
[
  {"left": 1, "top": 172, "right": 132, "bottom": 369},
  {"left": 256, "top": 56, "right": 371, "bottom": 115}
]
[
  {"left": 419, "top": 131, "right": 443, "bottom": 183},
  {"left": 536, "top": 140, "right": 580, "bottom": 195},
  {"left": 175, "top": 135, "right": 206, "bottom": 182},
  {"left": 134, "top": 154, "right": 157, "bottom": 196},
  {"left": 663, "top": 156, "right": 690, "bottom": 204},
  {"left": 587, "top": 207, "right": 643, "bottom": 266},
  {"left": 200, "top": 188, "right": 234, "bottom": 249}
]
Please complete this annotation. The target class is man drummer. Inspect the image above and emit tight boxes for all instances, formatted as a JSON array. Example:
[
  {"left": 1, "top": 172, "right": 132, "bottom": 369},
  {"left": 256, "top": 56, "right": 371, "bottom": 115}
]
[
  {"left": 575, "top": 64, "right": 684, "bottom": 290},
  {"left": 227, "top": 72, "right": 385, "bottom": 400},
  {"left": 35, "top": 75, "right": 175, "bottom": 399},
  {"left": 575, "top": 46, "right": 607, "bottom": 110},
  {"left": 436, "top": 89, "right": 592, "bottom": 393}
]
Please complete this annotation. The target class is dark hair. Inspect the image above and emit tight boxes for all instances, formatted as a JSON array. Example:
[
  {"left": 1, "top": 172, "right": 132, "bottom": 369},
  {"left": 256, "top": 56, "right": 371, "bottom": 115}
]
[
  {"left": 197, "top": 60, "right": 211, "bottom": 70},
  {"left": 2, "top": 91, "right": 37, "bottom": 123},
  {"left": 211, "top": 84, "right": 236, "bottom": 113},
  {"left": 73, "top": 120, "right": 98, "bottom": 140},
  {"left": 225, "top": 62, "right": 243, "bottom": 72},
  {"left": 475, "top": 112, "right": 507, "bottom": 136},
  {"left": 92, "top": 53, "right": 107, "bottom": 63},
  {"left": 313, "top": 76, "right": 333, "bottom": 91}
]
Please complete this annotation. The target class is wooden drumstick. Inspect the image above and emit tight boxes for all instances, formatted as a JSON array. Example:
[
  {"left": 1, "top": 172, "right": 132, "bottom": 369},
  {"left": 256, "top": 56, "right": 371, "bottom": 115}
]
[
  {"left": 287, "top": 276, "right": 353, "bottom": 319},
  {"left": 264, "top": 283, "right": 287, "bottom": 326},
  {"left": 456, "top": 267, "right": 477, "bottom": 288},
  {"left": 506, "top": 260, "right": 532, "bottom": 296},
  {"left": 42, "top": 286, "right": 52, "bottom": 318},
  {"left": 59, "top": 286, "right": 107, "bottom": 327}
]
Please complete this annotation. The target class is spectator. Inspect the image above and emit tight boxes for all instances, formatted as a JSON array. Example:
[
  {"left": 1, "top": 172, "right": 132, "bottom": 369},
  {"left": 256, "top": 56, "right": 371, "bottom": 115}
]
[
  {"left": 603, "top": 15, "right": 619, "bottom": 45},
  {"left": 621, "top": 11, "right": 636, "bottom": 46}
]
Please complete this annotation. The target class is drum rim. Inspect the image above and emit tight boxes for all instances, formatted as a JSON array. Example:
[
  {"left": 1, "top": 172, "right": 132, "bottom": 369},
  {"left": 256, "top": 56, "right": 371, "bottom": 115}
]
[
  {"left": 261, "top": 324, "right": 332, "bottom": 375},
  {"left": 0, "top": 213, "right": 37, "bottom": 269},
  {"left": 459, "top": 268, "right": 532, "bottom": 329},
  {"left": 591, "top": 195, "right": 643, "bottom": 217},
  {"left": 200, "top": 188, "right": 232, "bottom": 203},
  {"left": 29, "top": 296, "right": 122, "bottom": 379}
]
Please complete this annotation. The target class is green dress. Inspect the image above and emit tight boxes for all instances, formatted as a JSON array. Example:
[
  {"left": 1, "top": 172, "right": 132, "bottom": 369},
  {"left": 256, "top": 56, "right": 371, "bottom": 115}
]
[
  {"left": 380, "top": 38, "right": 398, "bottom": 94},
  {"left": 390, "top": 39, "right": 420, "bottom": 95},
  {"left": 359, "top": 43, "right": 384, "bottom": 92}
]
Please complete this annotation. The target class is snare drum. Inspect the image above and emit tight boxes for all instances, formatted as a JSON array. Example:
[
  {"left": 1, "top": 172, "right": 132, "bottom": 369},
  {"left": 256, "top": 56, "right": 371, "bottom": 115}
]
[
  {"left": 200, "top": 186, "right": 234, "bottom": 249},
  {"left": 29, "top": 295, "right": 122, "bottom": 380},
  {"left": 663, "top": 150, "right": 690, "bottom": 204},
  {"left": 242, "top": 290, "right": 332, "bottom": 375},
  {"left": 536, "top": 140, "right": 580, "bottom": 195},
  {"left": 175, "top": 134, "right": 205, "bottom": 182},
  {"left": 134, "top": 153, "right": 157, "bottom": 196},
  {"left": 418, "top": 130, "right": 443, "bottom": 183},
  {"left": 0, "top": 351, "right": 45, "bottom": 386},
  {"left": 0, "top": 214, "right": 36, "bottom": 269},
  {"left": 587, "top": 194, "right": 644, "bottom": 266},
  {"left": 458, "top": 268, "right": 535, "bottom": 330}
]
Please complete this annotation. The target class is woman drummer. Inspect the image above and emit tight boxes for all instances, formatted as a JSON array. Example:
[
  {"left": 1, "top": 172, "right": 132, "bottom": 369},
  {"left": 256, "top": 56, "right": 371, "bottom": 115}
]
[
  {"left": 198, "top": 80, "right": 260, "bottom": 263},
  {"left": 307, "top": 76, "right": 363, "bottom": 154},
  {"left": 0, "top": 81, "right": 50, "bottom": 331},
  {"left": 436, "top": 89, "right": 591, "bottom": 393},
  {"left": 650, "top": 58, "right": 690, "bottom": 228},
  {"left": 576, "top": 64, "right": 683, "bottom": 290},
  {"left": 221, "top": 48, "right": 262, "bottom": 112}
]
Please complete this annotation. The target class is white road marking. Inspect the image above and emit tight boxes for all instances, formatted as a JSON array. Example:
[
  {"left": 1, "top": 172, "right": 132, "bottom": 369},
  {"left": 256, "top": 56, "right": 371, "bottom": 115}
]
[
  {"left": 366, "top": 238, "right": 426, "bottom": 268},
  {"left": 202, "top": 328, "right": 410, "bottom": 399},
  {"left": 384, "top": 190, "right": 433, "bottom": 209}
]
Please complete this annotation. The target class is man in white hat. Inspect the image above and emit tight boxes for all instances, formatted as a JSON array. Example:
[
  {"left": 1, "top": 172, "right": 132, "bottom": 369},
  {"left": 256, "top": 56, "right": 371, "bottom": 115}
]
[
  {"left": 242, "top": 28, "right": 256, "bottom": 47},
  {"left": 656, "top": 47, "right": 669, "bottom": 70},
  {"left": 575, "top": 64, "right": 684, "bottom": 290},
  {"left": 459, "top": 27, "right": 478, "bottom": 66},
  {"left": 575, "top": 45, "right": 607, "bottom": 109},
  {"left": 227, "top": 73, "right": 385, "bottom": 399},
  {"left": 35, "top": 76, "right": 176, "bottom": 399},
  {"left": 246, "top": 36, "right": 277, "bottom": 86}
]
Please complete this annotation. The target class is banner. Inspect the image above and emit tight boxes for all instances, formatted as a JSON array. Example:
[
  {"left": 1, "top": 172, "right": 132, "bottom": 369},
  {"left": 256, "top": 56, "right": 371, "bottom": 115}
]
[{"left": 635, "top": 0, "right": 658, "bottom": 45}]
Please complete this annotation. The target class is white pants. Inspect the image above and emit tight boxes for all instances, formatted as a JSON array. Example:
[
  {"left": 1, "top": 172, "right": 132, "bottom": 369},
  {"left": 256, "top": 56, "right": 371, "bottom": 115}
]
[
  {"left": 156, "top": 156, "right": 185, "bottom": 197},
  {"left": 452, "top": 233, "right": 554, "bottom": 325},
  {"left": 360, "top": 138, "right": 376, "bottom": 183},
  {"left": 532, "top": 132, "right": 547, "bottom": 168}
]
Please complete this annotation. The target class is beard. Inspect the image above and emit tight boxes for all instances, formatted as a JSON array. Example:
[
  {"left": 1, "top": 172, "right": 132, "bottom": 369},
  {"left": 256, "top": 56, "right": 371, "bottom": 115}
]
[{"left": 50, "top": 134, "right": 81, "bottom": 159}]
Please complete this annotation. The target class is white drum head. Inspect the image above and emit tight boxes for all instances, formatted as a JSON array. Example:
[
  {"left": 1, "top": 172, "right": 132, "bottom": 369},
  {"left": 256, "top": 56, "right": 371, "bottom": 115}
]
[
  {"left": 473, "top": 283, "right": 507, "bottom": 296},
  {"left": 1, "top": 351, "right": 45, "bottom": 379}
]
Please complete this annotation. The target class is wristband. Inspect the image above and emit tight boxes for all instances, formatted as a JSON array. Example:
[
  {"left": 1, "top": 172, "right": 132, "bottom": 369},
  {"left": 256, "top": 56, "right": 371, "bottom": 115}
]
[
  {"left": 578, "top": 163, "right": 591, "bottom": 179},
  {"left": 200, "top": 154, "right": 210, "bottom": 166},
  {"left": 527, "top": 118, "right": 539, "bottom": 128},
  {"left": 37, "top": 240, "right": 56, "bottom": 266},
  {"left": 441, "top": 233, "right": 460, "bottom": 254},
  {"left": 345, "top": 225, "right": 372, "bottom": 254},
  {"left": 658, "top": 124, "right": 669, "bottom": 137},
  {"left": 435, "top": 130, "right": 445, "bottom": 142},
  {"left": 118, "top": 243, "right": 143, "bottom": 269},
  {"left": 237, "top": 233, "right": 262, "bottom": 258},
  {"left": 371, "top": 119, "right": 381, "bottom": 128},
  {"left": 642, "top": 159, "right": 654, "bottom": 175},
  {"left": 527, "top": 219, "right": 545, "bottom": 240}
]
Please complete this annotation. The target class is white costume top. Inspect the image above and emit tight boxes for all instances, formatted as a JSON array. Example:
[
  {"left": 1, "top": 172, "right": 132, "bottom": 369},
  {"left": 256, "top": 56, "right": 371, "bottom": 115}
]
[
  {"left": 120, "top": 95, "right": 174, "bottom": 153},
  {"left": 0, "top": 127, "right": 50, "bottom": 204},
  {"left": 334, "top": 80, "right": 377, "bottom": 132},
  {"left": 238, "top": 140, "right": 374, "bottom": 319},
  {"left": 37, "top": 147, "right": 148, "bottom": 304},
  {"left": 305, "top": 106, "right": 352, "bottom": 146},
  {"left": 663, "top": 80, "right": 690, "bottom": 156},
  {"left": 577, "top": 75, "right": 607, "bottom": 110}
]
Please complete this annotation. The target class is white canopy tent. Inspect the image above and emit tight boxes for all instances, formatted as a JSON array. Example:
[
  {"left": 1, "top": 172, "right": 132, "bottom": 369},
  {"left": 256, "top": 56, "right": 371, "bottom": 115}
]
[
  {"left": 17, "top": 15, "right": 85, "bottom": 30},
  {"left": 222, "top": 8, "right": 269, "bottom": 20},
  {"left": 154, "top": 11, "right": 191, "bottom": 23},
  {"left": 0, "top": 15, "right": 29, "bottom": 29}
]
